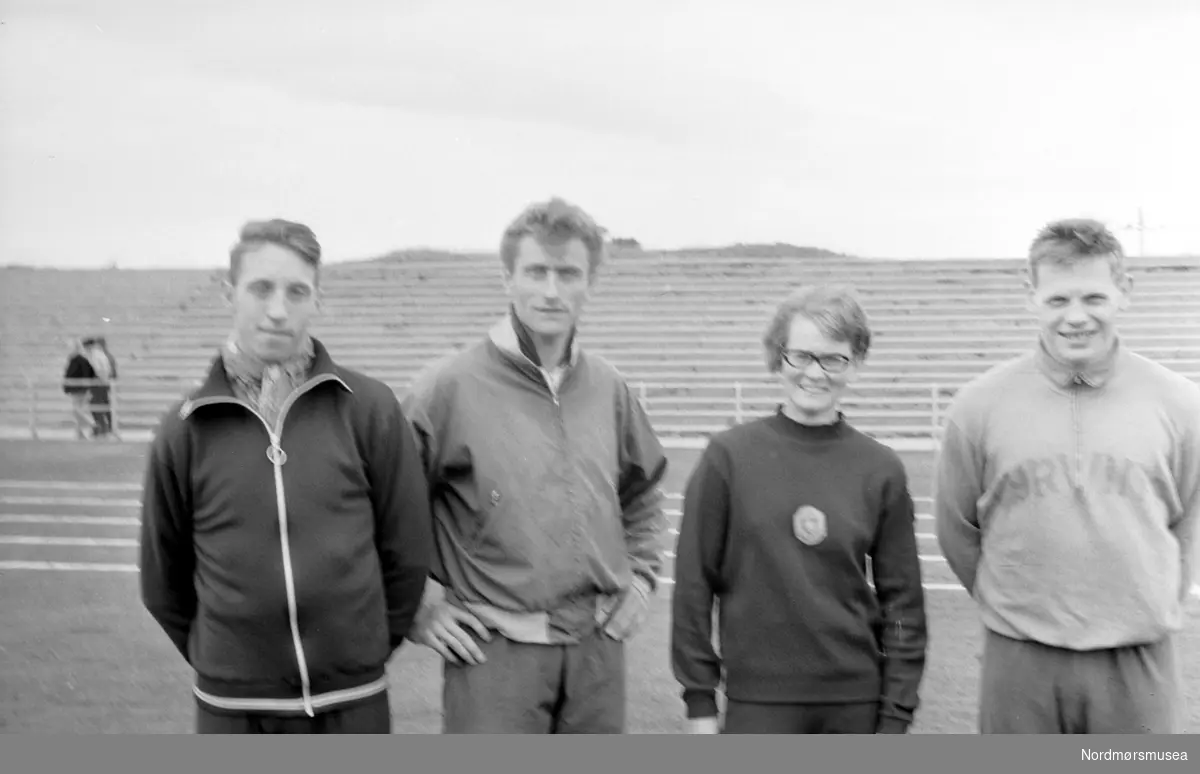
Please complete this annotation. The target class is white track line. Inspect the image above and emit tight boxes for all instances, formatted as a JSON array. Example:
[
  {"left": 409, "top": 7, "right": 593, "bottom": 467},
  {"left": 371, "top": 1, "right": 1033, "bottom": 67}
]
[
  {"left": 0, "top": 496, "right": 141, "bottom": 507},
  {"left": 0, "top": 536, "right": 137, "bottom": 547},
  {"left": 0, "top": 481, "right": 143, "bottom": 491},
  {"left": 0, "top": 561, "right": 966, "bottom": 587},
  {"left": 0, "top": 499, "right": 935, "bottom": 520},
  {"left": 0, "top": 516, "right": 938, "bottom": 534},
  {"left": 0, "top": 561, "right": 139, "bottom": 572},
  {"left": 1, "top": 561, "right": 1195, "bottom": 597},
  {"left": 0, "top": 483, "right": 940, "bottom": 517},
  {"left": 0, "top": 515, "right": 139, "bottom": 526}
]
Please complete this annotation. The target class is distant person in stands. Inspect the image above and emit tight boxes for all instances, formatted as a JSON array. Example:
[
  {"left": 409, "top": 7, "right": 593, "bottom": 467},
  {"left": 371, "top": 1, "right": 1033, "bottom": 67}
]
[
  {"left": 935, "top": 218, "right": 1200, "bottom": 734},
  {"left": 84, "top": 336, "right": 118, "bottom": 438},
  {"left": 402, "top": 196, "right": 669, "bottom": 733},
  {"left": 671, "top": 284, "right": 928, "bottom": 734},
  {"left": 61, "top": 337, "right": 97, "bottom": 439},
  {"left": 139, "top": 218, "right": 434, "bottom": 734}
]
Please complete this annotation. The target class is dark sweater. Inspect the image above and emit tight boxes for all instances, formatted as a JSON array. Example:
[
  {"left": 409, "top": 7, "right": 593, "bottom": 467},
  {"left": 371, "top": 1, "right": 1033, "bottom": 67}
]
[
  {"left": 63, "top": 354, "right": 95, "bottom": 395},
  {"left": 670, "top": 409, "right": 928, "bottom": 732}
]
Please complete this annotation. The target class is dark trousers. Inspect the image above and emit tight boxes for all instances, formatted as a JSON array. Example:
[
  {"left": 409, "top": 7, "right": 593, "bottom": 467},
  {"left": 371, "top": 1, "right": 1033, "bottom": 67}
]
[
  {"left": 722, "top": 700, "right": 879, "bottom": 734},
  {"left": 89, "top": 386, "right": 112, "bottom": 435},
  {"left": 442, "top": 628, "right": 625, "bottom": 733},
  {"left": 195, "top": 691, "right": 392, "bottom": 734},
  {"left": 979, "top": 629, "right": 1183, "bottom": 734}
]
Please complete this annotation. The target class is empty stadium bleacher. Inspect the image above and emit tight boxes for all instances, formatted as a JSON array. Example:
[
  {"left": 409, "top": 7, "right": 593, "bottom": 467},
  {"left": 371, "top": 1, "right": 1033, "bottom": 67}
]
[{"left": 2, "top": 251, "right": 1197, "bottom": 443}]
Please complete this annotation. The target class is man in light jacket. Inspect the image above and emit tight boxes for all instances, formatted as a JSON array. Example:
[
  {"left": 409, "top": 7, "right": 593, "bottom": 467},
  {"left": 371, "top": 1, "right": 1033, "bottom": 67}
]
[{"left": 403, "top": 197, "right": 669, "bottom": 734}]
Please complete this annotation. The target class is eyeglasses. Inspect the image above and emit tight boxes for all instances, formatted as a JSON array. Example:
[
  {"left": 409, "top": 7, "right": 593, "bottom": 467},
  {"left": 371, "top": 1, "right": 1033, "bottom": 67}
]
[{"left": 780, "top": 349, "right": 853, "bottom": 374}]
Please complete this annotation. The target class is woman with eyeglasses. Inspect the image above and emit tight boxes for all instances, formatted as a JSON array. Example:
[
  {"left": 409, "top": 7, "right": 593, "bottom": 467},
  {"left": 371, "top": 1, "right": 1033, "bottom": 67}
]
[{"left": 670, "top": 284, "right": 928, "bottom": 734}]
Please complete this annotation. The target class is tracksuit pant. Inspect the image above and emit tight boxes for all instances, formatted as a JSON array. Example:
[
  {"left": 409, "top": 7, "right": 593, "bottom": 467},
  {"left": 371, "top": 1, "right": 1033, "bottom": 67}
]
[
  {"left": 721, "top": 700, "right": 880, "bottom": 734},
  {"left": 979, "top": 629, "right": 1183, "bottom": 734},
  {"left": 441, "top": 625, "right": 626, "bottom": 734}
]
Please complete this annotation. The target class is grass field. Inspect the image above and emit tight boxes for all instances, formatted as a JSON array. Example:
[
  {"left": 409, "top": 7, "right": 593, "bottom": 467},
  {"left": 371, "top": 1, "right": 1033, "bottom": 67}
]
[{"left": 1, "top": 438, "right": 1198, "bottom": 734}]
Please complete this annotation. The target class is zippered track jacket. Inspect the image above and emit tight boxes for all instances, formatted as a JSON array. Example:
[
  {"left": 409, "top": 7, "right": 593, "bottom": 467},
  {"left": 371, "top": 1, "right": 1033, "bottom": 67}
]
[
  {"left": 402, "top": 315, "right": 669, "bottom": 644},
  {"left": 139, "top": 338, "right": 434, "bottom": 717}
]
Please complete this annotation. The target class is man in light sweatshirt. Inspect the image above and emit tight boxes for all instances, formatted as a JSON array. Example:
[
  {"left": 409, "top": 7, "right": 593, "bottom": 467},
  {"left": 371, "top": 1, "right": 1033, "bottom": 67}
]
[{"left": 935, "top": 217, "right": 1200, "bottom": 734}]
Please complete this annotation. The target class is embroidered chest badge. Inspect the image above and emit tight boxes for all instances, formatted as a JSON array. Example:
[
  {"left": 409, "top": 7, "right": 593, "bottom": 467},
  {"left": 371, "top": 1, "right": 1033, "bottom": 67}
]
[{"left": 792, "top": 505, "right": 827, "bottom": 546}]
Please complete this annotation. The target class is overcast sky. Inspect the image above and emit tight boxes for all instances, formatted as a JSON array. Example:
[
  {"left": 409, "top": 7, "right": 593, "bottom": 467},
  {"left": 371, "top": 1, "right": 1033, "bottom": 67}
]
[{"left": 2, "top": 0, "right": 1198, "bottom": 268}]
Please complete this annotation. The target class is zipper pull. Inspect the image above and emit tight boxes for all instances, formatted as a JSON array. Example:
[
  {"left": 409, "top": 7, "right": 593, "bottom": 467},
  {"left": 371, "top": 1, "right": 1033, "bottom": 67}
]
[{"left": 266, "top": 443, "right": 287, "bottom": 466}]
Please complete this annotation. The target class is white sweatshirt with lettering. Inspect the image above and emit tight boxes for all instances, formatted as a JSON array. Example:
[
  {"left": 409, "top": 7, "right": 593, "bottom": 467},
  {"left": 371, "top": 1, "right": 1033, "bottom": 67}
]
[{"left": 934, "top": 337, "right": 1200, "bottom": 650}]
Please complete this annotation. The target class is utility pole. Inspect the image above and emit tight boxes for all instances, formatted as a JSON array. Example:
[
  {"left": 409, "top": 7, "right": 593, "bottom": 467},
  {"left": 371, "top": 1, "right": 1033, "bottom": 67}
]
[
  {"left": 1136, "top": 207, "right": 1145, "bottom": 259},
  {"left": 1118, "top": 207, "right": 1149, "bottom": 258}
]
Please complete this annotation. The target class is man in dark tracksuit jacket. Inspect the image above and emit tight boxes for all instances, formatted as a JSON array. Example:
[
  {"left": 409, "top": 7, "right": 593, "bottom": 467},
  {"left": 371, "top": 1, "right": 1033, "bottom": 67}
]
[{"left": 140, "top": 218, "right": 434, "bottom": 733}]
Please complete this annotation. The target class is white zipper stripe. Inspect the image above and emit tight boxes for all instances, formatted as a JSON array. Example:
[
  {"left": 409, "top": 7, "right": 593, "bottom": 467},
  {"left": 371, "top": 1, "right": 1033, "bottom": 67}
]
[
  {"left": 271, "top": 435, "right": 313, "bottom": 717},
  {"left": 263, "top": 375, "right": 350, "bottom": 719},
  {"left": 192, "top": 676, "right": 388, "bottom": 713}
]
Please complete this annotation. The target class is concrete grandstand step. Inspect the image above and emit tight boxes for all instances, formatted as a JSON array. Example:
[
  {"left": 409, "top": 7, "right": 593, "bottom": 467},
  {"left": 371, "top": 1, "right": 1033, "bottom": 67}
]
[
  {"left": 88, "top": 340, "right": 1200, "bottom": 360},
  {"left": 12, "top": 354, "right": 1200, "bottom": 379},
  {"left": 154, "top": 309, "right": 1041, "bottom": 325},
  {"left": 292, "top": 355, "right": 1200, "bottom": 371},
  {"left": 193, "top": 296, "right": 1200, "bottom": 312},
  {"left": 111, "top": 320, "right": 1200, "bottom": 337},
  {"left": 100, "top": 319, "right": 1200, "bottom": 339},
  {"left": 0, "top": 404, "right": 948, "bottom": 430},
  {"left": 0, "top": 381, "right": 974, "bottom": 403},
  {"left": 85, "top": 344, "right": 1196, "bottom": 367},
  {"left": 144, "top": 322, "right": 1200, "bottom": 338},
  {"left": 322, "top": 265, "right": 1200, "bottom": 282},
  {"left": 136, "top": 301, "right": 1200, "bottom": 318},
  {"left": 47, "top": 361, "right": 1198, "bottom": 385},
  {"left": 109, "top": 333, "right": 1197, "bottom": 354},
  {"left": 83, "top": 364, "right": 1197, "bottom": 387},
  {"left": 176, "top": 285, "right": 1200, "bottom": 302},
  {"left": 318, "top": 279, "right": 1200, "bottom": 293},
  {"left": 332, "top": 269, "right": 1200, "bottom": 282},
  {"left": 327, "top": 266, "right": 1200, "bottom": 280},
  {"left": 339, "top": 253, "right": 1199, "bottom": 266}
]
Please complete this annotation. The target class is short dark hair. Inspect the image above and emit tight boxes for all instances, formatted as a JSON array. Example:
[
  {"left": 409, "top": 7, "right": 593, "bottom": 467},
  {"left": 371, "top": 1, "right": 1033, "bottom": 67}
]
[
  {"left": 1028, "top": 218, "right": 1126, "bottom": 284},
  {"left": 499, "top": 197, "right": 606, "bottom": 276},
  {"left": 229, "top": 219, "right": 322, "bottom": 283},
  {"left": 762, "top": 284, "right": 872, "bottom": 372}
]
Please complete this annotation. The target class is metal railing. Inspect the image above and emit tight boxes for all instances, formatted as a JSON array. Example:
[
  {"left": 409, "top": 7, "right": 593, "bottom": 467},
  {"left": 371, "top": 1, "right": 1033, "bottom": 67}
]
[
  {"left": 631, "top": 380, "right": 956, "bottom": 440},
  {"left": 22, "top": 375, "right": 126, "bottom": 441},
  {"left": 9, "top": 374, "right": 956, "bottom": 441}
]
